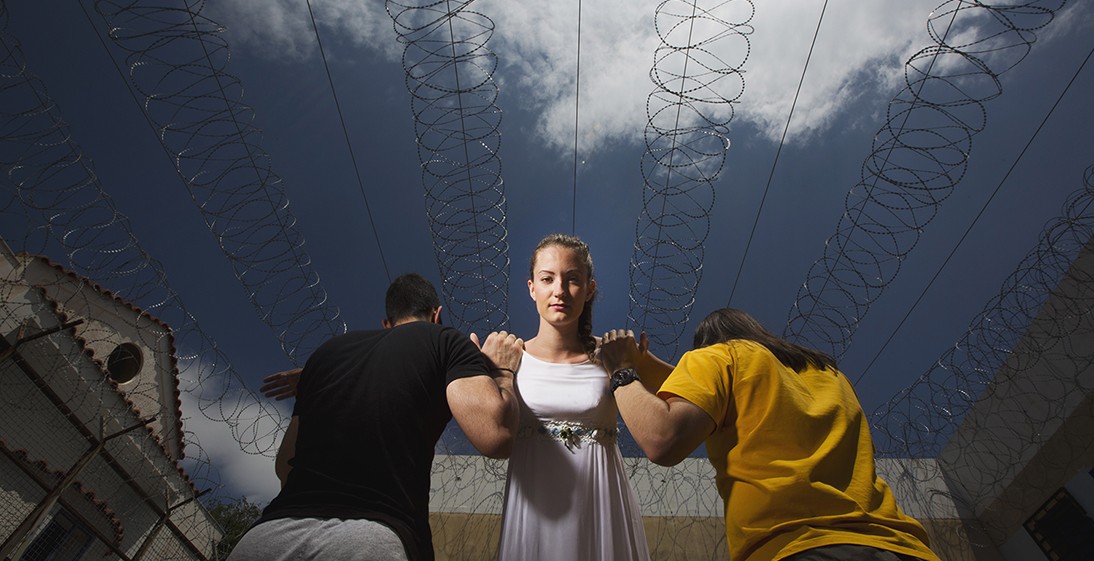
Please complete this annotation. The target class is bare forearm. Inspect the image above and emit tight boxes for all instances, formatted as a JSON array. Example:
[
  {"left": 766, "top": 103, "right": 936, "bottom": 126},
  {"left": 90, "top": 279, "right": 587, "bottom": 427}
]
[
  {"left": 600, "top": 329, "right": 712, "bottom": 463},
  {"left": 461, "top": 330, "right": 524, "bottom": 457},
  {"left": 488, "top": 370, "right": 521, "bottom": 457},
  {"left": 614, "top": 383, "right": 680, "bottom": 465},
  {"left": 635, "top": 351, "right": 675, "bottom": 393},
  {"left": 449, "top": 373, "right": 519, "bottom": 459},
  {"left": 479, "top": 402, "right": 518, "bottom": 459},
  {"left": 615, "top": 384, "right": 715, "bottom": 467}
]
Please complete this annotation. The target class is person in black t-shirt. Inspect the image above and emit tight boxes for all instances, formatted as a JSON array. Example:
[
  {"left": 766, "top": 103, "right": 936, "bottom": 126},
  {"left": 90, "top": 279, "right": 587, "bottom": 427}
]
[{"left": 230, "top": 273, "right": 522, "bottom": 561}]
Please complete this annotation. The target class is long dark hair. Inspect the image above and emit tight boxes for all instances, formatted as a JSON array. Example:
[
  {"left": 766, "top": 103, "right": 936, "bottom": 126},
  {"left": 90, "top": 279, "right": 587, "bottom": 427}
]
[
  {"left": 529, "top": 233, "right": 597, "bottom": 358},
  {"left": 693, "top": 308, "right": 837, "bottom": 373}
]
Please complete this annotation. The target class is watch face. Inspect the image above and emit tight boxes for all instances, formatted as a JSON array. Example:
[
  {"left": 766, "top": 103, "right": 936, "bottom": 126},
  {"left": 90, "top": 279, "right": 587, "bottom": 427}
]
[{"left": 611, "top": 368, "right": 639, "bottom": 390}]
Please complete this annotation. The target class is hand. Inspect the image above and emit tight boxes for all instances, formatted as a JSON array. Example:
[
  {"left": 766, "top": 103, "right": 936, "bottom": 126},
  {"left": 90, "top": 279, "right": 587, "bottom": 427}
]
[
  {"left": 261, "top": 368, "right": 302, "bottom": 401},
  {"left": 472, "top": 331, "right": 524, "bottom": 376},
  {"left": 599, "top": 329, "right": 643, "bottom": 374}
]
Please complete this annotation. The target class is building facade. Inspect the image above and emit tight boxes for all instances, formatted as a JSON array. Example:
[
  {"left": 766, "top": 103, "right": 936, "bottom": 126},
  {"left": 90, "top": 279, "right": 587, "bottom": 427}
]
[{"left": 0, "top": 240, "right": 221, "bottom": 561}]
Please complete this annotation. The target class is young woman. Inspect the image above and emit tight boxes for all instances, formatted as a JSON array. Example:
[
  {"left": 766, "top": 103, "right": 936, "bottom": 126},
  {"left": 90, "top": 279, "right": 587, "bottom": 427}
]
[{"left": 492, "top": 233, "right": 649, "bottom": 561}]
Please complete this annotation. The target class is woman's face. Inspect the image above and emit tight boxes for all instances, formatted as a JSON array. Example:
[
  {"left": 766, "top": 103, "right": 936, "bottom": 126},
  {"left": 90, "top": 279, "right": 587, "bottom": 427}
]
[{"left": 528, "top": 245, "right": 596, "bottom": 328}]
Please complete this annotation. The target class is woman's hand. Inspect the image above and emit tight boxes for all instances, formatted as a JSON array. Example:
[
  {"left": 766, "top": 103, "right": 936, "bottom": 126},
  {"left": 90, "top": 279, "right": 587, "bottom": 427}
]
[{"left": 261, "top": 368, "right": 302, "bottom": 401}]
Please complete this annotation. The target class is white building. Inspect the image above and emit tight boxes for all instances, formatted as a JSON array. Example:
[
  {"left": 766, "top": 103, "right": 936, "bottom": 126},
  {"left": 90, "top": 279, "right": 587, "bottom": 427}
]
[{"left": 0, "top": 240, "right": 221, "bottom": 561}]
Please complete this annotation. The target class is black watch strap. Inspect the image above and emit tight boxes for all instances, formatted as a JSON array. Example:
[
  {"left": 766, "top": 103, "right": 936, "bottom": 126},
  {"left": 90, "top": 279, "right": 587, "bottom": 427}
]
[{"left": 610, "top": 368, "right": 640, "bottom": 392}]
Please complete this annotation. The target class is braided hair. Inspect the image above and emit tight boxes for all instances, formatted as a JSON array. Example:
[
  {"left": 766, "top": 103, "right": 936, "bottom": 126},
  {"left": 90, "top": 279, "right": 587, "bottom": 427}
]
[{"left": 529, "top": 233, "right": 597, "bottom": 358}]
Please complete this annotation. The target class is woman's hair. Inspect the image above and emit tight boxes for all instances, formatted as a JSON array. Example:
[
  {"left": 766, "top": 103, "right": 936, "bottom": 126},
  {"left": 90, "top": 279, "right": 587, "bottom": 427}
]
[
  {"left": 693, "top": 308, "right": 837, "bottom": 373},
  {"left": 529, "top": 233, "right": 597, "bottom": 358}
]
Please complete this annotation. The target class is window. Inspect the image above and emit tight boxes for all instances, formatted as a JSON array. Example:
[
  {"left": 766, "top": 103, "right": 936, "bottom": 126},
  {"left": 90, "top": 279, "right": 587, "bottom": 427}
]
[
  {"left": 106, "top": 342, "right": 143, "bottom": 384},
  {"left": 1024, "top": 487, "right": 1094, "bottom": 561},
  {"left": 19, "top": 510, "right": 93, "bottom": 561}
]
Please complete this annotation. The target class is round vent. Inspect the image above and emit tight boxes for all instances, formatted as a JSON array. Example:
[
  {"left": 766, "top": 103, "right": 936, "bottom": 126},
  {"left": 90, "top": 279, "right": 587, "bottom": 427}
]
[{"left": 107, "top": 342, "right": 143, "bottom": 384}]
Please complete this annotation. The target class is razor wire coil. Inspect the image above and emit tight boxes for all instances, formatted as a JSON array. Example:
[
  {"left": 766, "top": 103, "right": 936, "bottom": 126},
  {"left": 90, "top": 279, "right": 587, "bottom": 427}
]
[
  {"left": 784, "top": 0, "right": 1069, "bottom": 359},
  {"left": 386, "top": 0, "right": 511, "bottom": 336},
  {"left": 627, "top": 0, "right": 752, "bottom": 358},
  {"left": 89, "top": 0, "right": 346, "bottom": 364}
]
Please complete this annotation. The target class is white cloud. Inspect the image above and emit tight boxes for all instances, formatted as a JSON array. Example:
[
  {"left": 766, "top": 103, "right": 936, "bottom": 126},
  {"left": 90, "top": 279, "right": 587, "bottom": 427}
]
[
  {"left": 209, "top": 0, "right": 950, "bottom": 152},
  {"left": 482, "top": 2, "right": 660, "bottom": 155},
  {"left": 737, "top": 1, "right": 935, "bottom": 144},
  {"left": 205, "top": 0, "right": 398, "bottom": 60},
  {"left": 1043, "top": 1, "right": 1094, "bottom": 44},
  {"left": 486, "top": 0, "right": 940, "bottom": 150},
  {"left": 178, "top": 360, "right": 290, "bottom": 504}
]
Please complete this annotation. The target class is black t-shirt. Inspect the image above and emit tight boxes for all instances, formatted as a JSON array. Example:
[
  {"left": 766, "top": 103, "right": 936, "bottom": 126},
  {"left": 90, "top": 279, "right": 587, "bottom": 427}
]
[{"left": 258, "top": 322, "right": 486, "bottom": 561}]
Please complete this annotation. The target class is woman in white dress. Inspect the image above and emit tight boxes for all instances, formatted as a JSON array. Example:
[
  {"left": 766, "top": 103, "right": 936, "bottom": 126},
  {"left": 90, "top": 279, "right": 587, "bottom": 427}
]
[{"left": 494, "top": 233, "right": 649, "bottom": 561}]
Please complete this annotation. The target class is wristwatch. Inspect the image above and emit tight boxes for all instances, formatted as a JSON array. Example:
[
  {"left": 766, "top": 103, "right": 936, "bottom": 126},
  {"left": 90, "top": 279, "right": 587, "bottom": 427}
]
[{"left": 610, "top": 367, "right": 640, "bottom": 392}]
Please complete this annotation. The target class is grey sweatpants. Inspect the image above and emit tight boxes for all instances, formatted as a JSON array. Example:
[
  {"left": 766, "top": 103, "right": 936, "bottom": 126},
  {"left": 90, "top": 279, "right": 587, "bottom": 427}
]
[{"left": 228, "top": 517, "right": 410, "bottom": 561}]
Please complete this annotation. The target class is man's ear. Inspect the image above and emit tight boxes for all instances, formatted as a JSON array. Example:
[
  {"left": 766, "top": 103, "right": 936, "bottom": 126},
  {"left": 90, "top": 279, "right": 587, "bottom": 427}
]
[
  {"left": 382, "top": 318, "right": 394, "bottom": 329},
  {"left": 431, "top": 306, "right": 443, "bottom": 325}
]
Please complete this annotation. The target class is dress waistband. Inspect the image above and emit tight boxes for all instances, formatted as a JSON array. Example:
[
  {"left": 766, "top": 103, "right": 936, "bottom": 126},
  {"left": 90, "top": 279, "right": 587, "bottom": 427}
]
[{"left": 518, "top": 419, "right": 618, "bottom": 449}]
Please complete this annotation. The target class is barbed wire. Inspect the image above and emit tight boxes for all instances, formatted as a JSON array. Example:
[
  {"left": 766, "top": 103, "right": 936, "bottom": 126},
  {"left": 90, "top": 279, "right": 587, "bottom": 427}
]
[
  {"left": 784, "top": 0, "right": 1069, "bottom": 359},
  {"left": 3, "top": 1, "right": 1091, "bottom": 559},
  {"left": 386, "top": 0, "right": 511, "bottom": 335},
  {"left": 627, "top": 0, "right": 752, "bottom": 357},
  {"left": 0, "top": 2, "right": 284, "bottom": 465},
  {"left": 870, "top": 162, "right": 1094, "bottom": 551},
  {"left": 86, "top": 0, "right": 345, "bottom": 364}
]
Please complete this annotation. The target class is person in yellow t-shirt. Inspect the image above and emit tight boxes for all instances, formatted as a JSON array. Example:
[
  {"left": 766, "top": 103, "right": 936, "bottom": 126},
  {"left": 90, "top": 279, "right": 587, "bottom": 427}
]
[{"left": 599, "top": 308, "right": 941, "bottom": 561}]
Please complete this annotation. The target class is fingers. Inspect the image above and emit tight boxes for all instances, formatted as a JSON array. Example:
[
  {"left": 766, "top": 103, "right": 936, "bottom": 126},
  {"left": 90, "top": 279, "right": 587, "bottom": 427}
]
[
  {"left": 262, "top": 384, "right": 293, "bottom": 400},
  {"left": 483, "top": 330, "right": 522, "bottom": 347},
  {"left": 598, "top": 329, "right": 640, "bottom": 372},
  {"left": 260, "top": 367, "right": 302, "bottom": 400},
  {"left": 639, "top": 331, "right": 649, "bottom": 354},
  {"left": 481, "top": 330, "right": 524, "bottom": 374},
  {"left": 261, "top": 368, "right": 300, "bottom": 384},
  {"left": 600, "top": 328, "right": 636, "bottom": 343},
  {"left": 470, "top": 332, "right": 481, "bottom": 349},
  {"left": 265, "top": 388, "right": 294, "bottom": 401}
]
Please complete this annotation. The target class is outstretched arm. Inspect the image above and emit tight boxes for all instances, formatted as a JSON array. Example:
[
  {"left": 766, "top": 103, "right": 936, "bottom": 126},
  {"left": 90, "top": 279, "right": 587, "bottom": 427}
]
[
  {"left": 448, "top": 331, "right": 523, "bottom": 458},
  {"left": 600, "top": 329, "right": 715, "bottom": 466}
]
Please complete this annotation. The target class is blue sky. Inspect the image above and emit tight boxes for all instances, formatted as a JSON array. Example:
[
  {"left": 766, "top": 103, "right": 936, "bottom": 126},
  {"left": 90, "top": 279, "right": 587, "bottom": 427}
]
[{"left": 3, "top": 1, "right": 1092, "bottom": 501}]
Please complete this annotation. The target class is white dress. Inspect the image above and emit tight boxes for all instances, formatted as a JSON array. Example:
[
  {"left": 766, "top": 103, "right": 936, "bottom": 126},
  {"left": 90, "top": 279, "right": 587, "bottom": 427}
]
[{"left": 497, "top": 351, "right": 650, "bottom": 561}]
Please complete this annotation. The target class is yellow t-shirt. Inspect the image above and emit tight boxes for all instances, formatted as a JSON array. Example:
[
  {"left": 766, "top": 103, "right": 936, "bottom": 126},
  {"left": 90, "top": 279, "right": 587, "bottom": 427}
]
[{"left": 659, "top": 340, "right": 940, "bottom": 561}]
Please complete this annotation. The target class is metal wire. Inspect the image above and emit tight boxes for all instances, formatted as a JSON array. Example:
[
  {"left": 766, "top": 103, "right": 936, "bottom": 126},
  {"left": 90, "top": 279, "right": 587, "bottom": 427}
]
[
  {"left": 87, "top": 0, "right": 346, "bottom": 364},
  {"left": 870, "top": 162, "right": 1094, "bottom": 551},
  {"left": 0, "top": 1, "right": 284, "bottom": 469},
  {"left": 627, "top": 0, "right": 752, "bottom": 357},
  {"left": 386, "top": 0, "right": 511, "bottom": 335},
  {"left": 784, "top": 0, "right": 1069, "bottom": 360}
]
